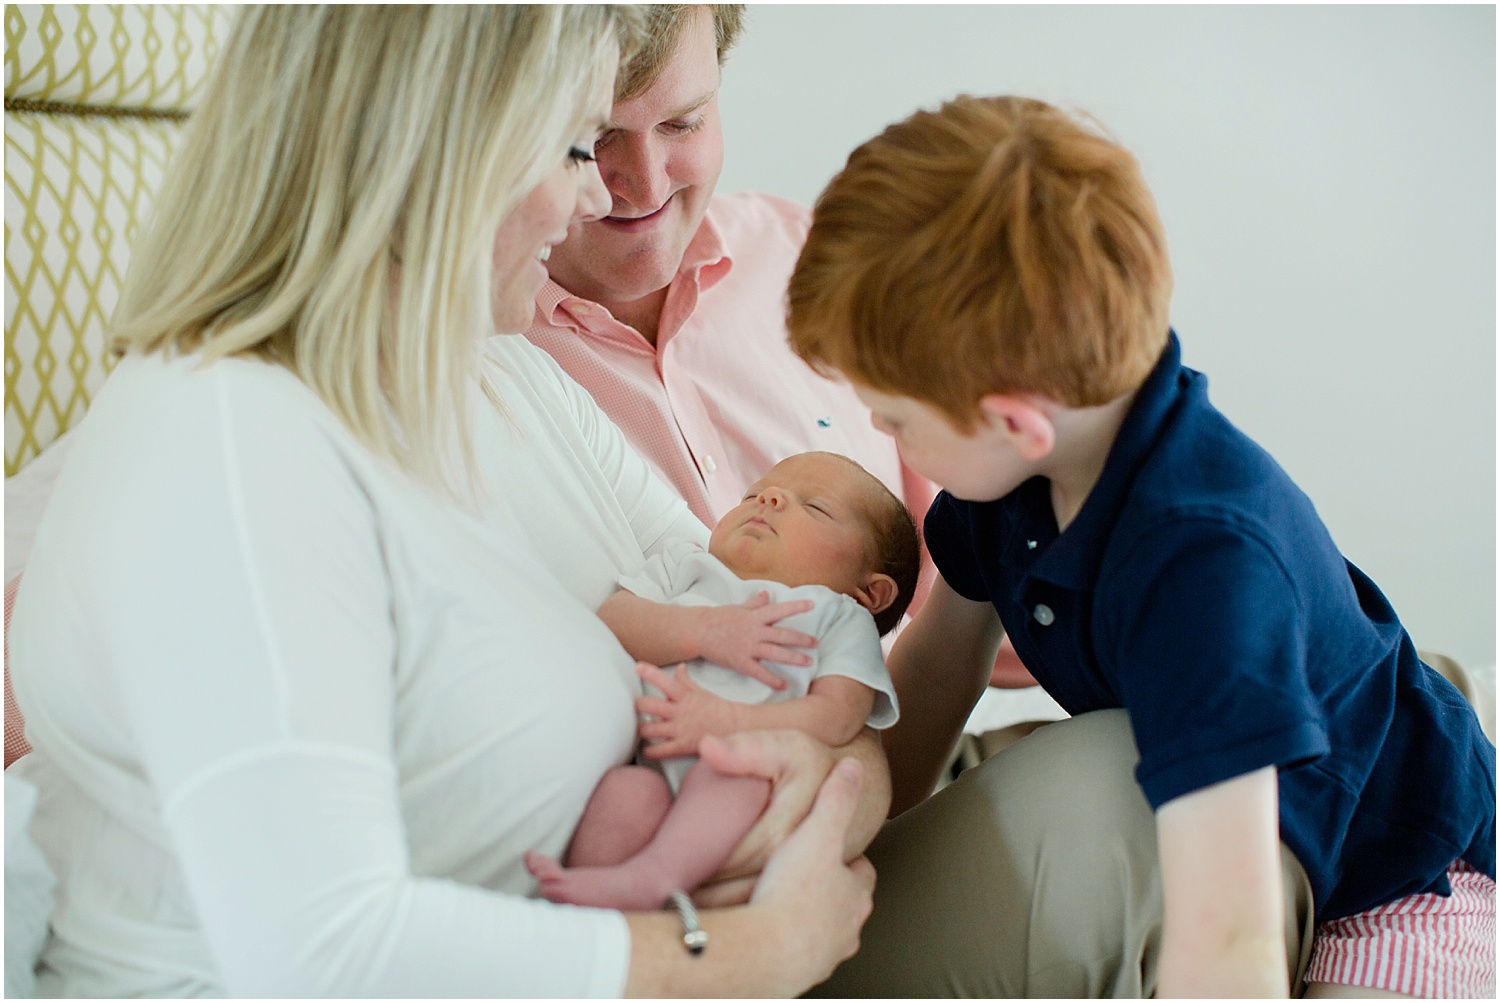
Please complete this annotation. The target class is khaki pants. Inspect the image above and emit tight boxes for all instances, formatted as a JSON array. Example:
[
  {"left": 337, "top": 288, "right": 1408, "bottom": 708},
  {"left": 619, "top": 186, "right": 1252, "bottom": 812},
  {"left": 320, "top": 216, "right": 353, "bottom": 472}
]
[
  {"left": 810, "top": 709, "right": 1314, "bottom": 997},
  {"left": 812, "top": 653, "right": 1493, "bottom": 998}
]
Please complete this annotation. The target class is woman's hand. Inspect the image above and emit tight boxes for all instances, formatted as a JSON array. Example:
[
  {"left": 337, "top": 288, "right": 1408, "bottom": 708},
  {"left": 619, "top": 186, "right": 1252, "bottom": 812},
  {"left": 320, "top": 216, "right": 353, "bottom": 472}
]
[{"left": 690, "top": 727, "right": 890, "bottom": 907}]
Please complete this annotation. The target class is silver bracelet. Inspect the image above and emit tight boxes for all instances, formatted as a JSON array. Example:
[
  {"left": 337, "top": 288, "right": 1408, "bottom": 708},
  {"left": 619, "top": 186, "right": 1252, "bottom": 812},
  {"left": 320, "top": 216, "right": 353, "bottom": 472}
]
[{"left": 666, "top": 890, "right": 707, "bottom": 955}]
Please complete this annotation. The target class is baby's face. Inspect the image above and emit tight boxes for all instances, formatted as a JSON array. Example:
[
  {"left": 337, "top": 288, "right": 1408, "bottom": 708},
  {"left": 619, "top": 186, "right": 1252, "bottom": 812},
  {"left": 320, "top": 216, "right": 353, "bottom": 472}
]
[{"left": 709, "top": 452, "right": 877, "bottom": 595}]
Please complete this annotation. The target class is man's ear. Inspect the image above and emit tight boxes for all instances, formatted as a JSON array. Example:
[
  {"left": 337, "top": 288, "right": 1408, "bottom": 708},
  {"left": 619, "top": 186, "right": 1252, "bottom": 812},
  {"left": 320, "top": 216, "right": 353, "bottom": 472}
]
[
  {"left": 978, "top": 393, "right": 1056, "bottom": 462},
  {"left": 853, "top": 573, "right": 899, "bottom": 617}
]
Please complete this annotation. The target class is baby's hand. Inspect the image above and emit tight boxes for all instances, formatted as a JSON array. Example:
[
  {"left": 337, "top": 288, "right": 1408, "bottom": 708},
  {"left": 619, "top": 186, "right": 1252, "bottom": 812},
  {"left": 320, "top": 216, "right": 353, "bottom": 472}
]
[
  {"left": 694, "top": 591, "right": 816, "bottom": 690},
  {"left": 635, "top": 661, "right": 743, "bottom": 759}
]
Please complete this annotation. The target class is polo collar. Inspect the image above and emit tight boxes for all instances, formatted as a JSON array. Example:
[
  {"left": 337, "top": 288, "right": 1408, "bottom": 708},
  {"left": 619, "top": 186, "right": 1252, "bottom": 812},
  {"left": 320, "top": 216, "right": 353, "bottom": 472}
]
[{"left": 1024, "top": 330, "right": 1188, "bottom": 591}]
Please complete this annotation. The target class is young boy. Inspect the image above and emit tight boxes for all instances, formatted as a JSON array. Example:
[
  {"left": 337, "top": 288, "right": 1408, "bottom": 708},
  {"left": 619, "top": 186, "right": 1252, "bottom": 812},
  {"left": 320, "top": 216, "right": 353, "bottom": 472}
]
[
  {"left": 786, "top": 95, "right": 1495, "bottom": 997},
  {"left": 525, "top": 451, "right": 918, "bottom": 911}
]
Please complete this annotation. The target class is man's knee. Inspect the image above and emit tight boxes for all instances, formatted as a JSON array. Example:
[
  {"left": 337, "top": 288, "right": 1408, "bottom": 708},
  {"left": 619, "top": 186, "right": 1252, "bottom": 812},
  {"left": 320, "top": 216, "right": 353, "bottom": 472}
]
[{"left": 812, "top": 710, "right": 1314, "bottom": 997}]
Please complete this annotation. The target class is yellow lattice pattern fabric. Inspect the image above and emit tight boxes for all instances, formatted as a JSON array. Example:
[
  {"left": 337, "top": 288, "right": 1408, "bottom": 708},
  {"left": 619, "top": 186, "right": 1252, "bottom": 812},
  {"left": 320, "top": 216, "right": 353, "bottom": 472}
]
[
  {"left": 4, "top": 5, "right": 231, "bottom": 475},
  {"left": 5, "top": 111, "right": 179, "bottom": 473},
  {"left": 5, "top": 4, "right": 230, "bottom": 111}
]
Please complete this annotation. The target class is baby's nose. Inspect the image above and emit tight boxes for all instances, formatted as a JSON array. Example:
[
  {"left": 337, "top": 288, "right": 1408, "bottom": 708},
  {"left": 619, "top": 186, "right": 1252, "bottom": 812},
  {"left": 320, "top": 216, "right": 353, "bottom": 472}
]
[{"left": 757, "top": 487, "right": 786, "bottom": 509}]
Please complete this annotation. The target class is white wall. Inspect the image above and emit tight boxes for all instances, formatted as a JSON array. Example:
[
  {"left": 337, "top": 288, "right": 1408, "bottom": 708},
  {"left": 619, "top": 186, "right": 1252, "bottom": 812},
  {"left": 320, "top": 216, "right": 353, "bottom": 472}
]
[{"left": 719, "top": 4, "right": 1496, "bottom": 668}]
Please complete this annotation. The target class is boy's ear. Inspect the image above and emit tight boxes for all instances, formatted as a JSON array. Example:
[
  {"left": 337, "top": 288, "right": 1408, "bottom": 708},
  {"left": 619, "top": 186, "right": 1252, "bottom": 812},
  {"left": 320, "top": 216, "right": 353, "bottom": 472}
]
[
  {"left": 979, "top": 393, "right": 1055, "bottom": 462},
  {"left": 853, "top": 572, "right": 899, "bottom": 617}
]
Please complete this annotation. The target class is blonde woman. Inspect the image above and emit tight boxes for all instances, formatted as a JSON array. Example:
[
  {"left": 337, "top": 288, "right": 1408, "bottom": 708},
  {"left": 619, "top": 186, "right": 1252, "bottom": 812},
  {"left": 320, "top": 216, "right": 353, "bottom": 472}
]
[{"left": 8, "top": 7, "right": 878, "bottom": 997}]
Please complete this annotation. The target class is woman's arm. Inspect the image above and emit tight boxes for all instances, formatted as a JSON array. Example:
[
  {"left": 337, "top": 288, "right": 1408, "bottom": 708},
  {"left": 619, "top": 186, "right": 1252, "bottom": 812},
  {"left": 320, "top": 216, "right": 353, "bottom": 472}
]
[
  {"left": 1156, "top": 766, "right": 1288, "bottom": 997},
  {"left": 623, "top": 757, "right": 875, "bottom": 997},
  {"left": 882, "top": 574, "right": 1005, "bottom": 814}
]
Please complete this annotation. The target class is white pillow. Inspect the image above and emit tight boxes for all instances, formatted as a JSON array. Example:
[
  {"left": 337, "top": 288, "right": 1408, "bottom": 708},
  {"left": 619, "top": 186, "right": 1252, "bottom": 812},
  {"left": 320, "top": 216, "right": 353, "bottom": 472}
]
[{"left": 5, "top": 769, "right": 55, "bottom": 998}]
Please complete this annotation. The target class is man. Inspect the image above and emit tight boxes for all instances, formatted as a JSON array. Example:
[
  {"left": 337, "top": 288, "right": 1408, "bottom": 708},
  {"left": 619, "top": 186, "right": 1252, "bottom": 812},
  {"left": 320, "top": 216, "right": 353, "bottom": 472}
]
[{"left": 523, "top": 4, "right": 1035, "bottom": 688}]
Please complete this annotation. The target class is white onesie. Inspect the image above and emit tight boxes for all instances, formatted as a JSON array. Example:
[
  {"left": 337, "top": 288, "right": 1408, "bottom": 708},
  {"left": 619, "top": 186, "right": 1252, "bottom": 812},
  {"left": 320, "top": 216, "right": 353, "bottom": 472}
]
[{"left": 618, "top": 539, "right": 899, "bottom": 790}]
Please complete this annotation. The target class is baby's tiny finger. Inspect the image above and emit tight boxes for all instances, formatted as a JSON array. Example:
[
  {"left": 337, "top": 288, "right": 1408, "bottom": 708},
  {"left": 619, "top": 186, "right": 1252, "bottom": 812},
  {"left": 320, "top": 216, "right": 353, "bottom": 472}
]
[
  {"left": 773, "top": 629, "right": 818, "bottom": 649},
  {"left": 763, "top": 599, "right": 815, "bottom": 623},
  {"left": 635, "top": 696, "right": 673, "bottom": 719},
  {"left": 761, "top": 647, "right": 812, "bottom": 668},
  {"left": 637, "top": 660, "right": 683, "bottom": 697},
  {"left": 737, "top": 659, "right": 788, "bottom": 690},
  {"left": 638, "top": 719, "right": 674, "bottom": 741}
]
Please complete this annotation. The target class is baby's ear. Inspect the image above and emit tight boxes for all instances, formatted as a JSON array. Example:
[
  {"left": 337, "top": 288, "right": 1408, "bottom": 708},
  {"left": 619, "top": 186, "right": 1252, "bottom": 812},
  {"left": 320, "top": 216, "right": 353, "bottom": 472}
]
[{"left": 854, "top": 573, "right": 899, "bottom": 617}]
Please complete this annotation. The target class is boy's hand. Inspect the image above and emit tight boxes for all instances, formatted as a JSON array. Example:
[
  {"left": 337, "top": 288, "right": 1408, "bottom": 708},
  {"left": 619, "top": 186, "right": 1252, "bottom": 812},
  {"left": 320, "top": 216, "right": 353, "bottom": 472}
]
[
  {"left": 635, "top": 661, "right": 742, "bottom": 758},
  {"left": 693, "top": 592, "right": 816, "bottom": 690}
]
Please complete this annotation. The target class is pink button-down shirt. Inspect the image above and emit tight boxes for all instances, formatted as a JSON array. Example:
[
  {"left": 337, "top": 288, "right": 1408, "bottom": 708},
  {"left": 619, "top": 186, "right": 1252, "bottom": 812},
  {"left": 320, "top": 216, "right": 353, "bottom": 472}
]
[{"left": 523, "top": 192, "right": 937, "bottom": 532}]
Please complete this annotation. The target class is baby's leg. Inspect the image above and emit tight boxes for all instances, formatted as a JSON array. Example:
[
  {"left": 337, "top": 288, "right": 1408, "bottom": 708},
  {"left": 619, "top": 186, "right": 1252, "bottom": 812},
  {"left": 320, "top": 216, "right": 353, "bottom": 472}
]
[
  {"left": 566, "top": 764, "right": 673, "bottom": 867},
  {"left": 527, "top": 760, "right": 771, "bottom": 911}
]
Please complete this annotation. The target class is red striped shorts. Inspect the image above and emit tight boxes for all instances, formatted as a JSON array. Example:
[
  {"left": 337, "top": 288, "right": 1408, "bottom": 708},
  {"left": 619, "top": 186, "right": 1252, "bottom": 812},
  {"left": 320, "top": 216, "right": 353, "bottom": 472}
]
[{"left": 1305, "top": 861, "right": 1495, "bottom": 998}]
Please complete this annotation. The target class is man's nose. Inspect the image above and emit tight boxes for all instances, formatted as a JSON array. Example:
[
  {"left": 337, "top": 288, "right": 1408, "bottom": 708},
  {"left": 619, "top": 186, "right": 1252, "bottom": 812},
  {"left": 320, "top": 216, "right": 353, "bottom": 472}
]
[{"left": 600, "top": 134, "right": 670, "bottom": 212}]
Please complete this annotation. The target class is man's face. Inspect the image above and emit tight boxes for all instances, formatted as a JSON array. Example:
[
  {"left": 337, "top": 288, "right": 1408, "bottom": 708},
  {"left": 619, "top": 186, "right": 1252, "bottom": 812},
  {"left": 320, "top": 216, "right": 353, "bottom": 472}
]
[{"left": 544, "top": 7, "right": 725, "bottom": 314}]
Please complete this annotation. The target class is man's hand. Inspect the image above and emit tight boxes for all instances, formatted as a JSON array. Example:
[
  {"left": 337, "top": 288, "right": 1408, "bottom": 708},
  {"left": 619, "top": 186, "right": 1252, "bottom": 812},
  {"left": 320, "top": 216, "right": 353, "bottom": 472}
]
[
  {"left": 636, "top": 662, "right": 741, "bottom": 758},
  {"left": 692, "top": 592, "right": 815, "bottom": 689}
]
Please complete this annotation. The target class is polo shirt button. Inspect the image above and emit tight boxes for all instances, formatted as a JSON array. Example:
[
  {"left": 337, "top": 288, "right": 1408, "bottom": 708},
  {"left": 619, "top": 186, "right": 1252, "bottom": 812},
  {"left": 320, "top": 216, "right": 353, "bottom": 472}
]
[
  {"left": 1032, "top": 604, "right": 1055, "bottom": 626},
  {"left": 702, "top": 455, "right": 717, "bottom": 475}
]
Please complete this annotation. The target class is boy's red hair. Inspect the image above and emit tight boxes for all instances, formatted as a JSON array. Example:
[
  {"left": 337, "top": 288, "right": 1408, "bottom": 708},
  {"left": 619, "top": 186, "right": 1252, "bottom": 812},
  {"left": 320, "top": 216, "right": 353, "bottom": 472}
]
[{"left": 789, "top": 95, "right": 1173, "bottom": 427}]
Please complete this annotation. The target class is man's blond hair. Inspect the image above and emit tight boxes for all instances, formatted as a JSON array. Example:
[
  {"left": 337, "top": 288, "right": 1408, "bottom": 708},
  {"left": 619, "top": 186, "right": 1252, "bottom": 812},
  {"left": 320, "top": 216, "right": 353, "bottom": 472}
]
[
  {"left": 616, "top": 4, "right": 745, "bottom": 101},
  {"left": 789, "top": 95, "right": 1173, "bottom": 428},
  {"left": 113, "top": 6, "right": 643, "bottom": 495}
]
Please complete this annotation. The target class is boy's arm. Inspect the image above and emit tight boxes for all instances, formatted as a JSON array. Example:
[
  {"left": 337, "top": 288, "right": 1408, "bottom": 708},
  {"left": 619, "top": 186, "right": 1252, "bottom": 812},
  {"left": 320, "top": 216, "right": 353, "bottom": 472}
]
[
  {"left": 598, "top": 588, "right": 814, "bottom": 691},
  {"left": 882, "top": 574, "right": 1005, "bottom": 815},
  {"left": 636, "top": 663, "right": 876, "bottom": 754},
  {"left": 1156, "top": 766, "right": 1288, "bottom": 998}
]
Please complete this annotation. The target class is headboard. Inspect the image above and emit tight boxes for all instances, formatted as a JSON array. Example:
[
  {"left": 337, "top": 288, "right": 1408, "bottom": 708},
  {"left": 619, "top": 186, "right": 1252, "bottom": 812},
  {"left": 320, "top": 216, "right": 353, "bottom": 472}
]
[
  {"left": 4, "top": 5, "right": 233, "bottom": 768},
  {"left": 4, "top": 3, "right": 233, "bottom": 477}
]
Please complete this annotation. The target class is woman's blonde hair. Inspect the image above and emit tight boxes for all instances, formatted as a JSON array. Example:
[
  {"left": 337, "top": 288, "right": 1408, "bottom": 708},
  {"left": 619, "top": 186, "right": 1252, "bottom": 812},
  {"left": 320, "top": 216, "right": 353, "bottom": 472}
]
[
  {"left": 789, "top": 95, "right": 1172, "bottom": 429},
  {"left": 114, "top": 5, "right": 643, "bottom": 493}
]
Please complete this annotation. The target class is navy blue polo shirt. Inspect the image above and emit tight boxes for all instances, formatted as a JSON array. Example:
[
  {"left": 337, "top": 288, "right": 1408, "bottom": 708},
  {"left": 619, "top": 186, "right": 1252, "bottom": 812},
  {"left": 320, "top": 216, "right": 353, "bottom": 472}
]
[{"left": 925, "top": 332, "right": 1495, "bottom": 920}]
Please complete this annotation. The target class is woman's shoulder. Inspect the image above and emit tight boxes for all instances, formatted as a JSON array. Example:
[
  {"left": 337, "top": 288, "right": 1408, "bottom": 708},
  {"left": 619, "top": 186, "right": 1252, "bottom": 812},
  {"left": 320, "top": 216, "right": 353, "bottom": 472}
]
[{"left": 97, "top": 351, "right": 322, "bottom": 421}]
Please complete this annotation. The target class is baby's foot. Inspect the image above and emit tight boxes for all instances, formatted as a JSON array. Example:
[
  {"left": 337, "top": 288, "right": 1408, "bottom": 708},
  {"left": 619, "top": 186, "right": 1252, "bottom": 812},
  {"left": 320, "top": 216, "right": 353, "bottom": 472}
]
[
  {"left": 524, "top": 850, "right": 670, "bottom": 911},
  {"left": 524, "top": 850, "right": 566, "bottom": 887}
]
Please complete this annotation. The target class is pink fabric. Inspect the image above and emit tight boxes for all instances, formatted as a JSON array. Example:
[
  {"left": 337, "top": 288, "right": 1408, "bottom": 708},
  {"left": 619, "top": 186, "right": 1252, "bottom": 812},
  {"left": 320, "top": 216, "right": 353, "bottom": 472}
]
[
  {"left": 1305, "top": 861, "right": 1496, "bottom": 998},
  {"left": 523, "top": 191, "right": 937, "bottom": 531},
  {"left": 5, "top": 573, "right": 31, "bottom": 766}
]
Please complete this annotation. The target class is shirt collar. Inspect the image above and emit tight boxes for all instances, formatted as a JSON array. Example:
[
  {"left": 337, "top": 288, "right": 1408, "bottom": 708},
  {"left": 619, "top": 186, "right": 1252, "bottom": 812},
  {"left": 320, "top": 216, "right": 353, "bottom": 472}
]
[
  {"left": 681, "top": 204, "right": 732, "bottom": 291},
  {"left": 1025, "top": 330, "right": 1189, "bottom": 591}
]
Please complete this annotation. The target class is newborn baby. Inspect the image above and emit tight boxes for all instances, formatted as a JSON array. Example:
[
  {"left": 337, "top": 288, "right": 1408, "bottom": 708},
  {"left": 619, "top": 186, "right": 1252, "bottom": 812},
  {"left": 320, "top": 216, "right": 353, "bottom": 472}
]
[{"left": 525, "top": 451, "right": 919, "bottom": 911}]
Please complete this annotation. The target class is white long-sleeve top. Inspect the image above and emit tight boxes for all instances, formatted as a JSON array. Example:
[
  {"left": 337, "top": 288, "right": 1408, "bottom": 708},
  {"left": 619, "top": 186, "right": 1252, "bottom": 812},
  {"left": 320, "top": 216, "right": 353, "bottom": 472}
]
[{"left": 8, "top": 334, "right": 709, "bottom": 997}]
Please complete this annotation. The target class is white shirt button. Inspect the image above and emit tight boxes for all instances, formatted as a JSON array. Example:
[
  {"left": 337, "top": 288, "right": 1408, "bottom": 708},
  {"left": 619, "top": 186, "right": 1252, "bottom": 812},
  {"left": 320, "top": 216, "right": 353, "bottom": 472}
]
[
  {"left": 1033, "top": 604, "right": 1055, "bottom": 626},
  {"left": 1026, "top": 539, "right": 1038, "bottom": 549},
  {"left": 702, "top": 455, "right": 717, "bottom": 475}
]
